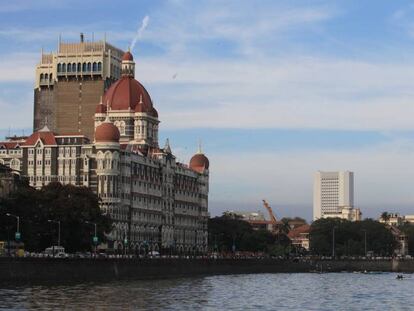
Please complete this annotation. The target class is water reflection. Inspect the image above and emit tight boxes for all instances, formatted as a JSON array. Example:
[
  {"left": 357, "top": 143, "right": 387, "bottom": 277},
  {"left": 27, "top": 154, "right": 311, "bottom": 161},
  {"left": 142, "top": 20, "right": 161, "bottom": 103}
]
[{"left": 1, "top": 273, "right": 413, "bottom": 310}]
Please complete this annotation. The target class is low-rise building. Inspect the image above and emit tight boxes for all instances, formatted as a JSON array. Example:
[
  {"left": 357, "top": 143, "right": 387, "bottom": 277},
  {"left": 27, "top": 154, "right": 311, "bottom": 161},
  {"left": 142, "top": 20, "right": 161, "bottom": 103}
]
[
  {"left": 388, "top": 226, "right": 408, "bottom": 256},
  {"left": 323, "top": 206, "right": 362, "bottom": 221},
  {"left": 379, "top": 213, "right": 414, "bottom": 226},
  {"left": 223, "top": 211, "right": 276, "bottom": 231},
  {"left": 287, "top": 224, "right": 310, "bottom": 251}
]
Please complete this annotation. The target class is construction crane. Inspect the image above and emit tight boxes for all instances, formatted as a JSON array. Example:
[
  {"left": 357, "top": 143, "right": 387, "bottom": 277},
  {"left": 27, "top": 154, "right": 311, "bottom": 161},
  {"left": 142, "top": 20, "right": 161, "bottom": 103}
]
[{"left": 262, "top": 200, "right": 277, "bottom": 224}]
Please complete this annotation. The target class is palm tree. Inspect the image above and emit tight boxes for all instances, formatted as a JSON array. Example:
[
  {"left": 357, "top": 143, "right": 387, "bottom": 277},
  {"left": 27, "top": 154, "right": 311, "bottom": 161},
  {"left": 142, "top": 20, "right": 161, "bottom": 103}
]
[{"left": 380, "top": 212, "right": 390, "bottom": 223}]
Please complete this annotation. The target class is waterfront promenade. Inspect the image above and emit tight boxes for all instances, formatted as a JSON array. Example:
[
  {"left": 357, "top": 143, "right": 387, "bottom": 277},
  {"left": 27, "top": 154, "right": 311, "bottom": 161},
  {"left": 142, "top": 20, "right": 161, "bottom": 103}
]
[{"left": 1, "top": 257, "right": 414, "bottom": 284}]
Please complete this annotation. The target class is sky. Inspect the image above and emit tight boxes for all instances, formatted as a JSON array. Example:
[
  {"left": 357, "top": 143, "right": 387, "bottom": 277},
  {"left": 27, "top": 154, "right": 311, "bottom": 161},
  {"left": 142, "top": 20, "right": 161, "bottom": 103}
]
[{"left": 1, "top": 0, "right": 414, "bottom": 220}]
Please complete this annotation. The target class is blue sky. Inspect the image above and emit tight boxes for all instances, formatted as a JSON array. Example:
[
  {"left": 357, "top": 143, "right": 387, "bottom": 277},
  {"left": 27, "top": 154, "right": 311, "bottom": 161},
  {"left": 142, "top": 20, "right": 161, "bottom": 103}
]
[{"left": 2, "top": 0, "right": 414, "bottom": 220}]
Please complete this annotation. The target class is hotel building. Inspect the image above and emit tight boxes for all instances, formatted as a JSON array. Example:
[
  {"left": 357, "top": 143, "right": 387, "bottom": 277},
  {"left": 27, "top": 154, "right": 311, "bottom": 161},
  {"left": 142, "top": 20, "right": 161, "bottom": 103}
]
[{"left": 1, "top": 50, "right": 210, "bottom": 253}]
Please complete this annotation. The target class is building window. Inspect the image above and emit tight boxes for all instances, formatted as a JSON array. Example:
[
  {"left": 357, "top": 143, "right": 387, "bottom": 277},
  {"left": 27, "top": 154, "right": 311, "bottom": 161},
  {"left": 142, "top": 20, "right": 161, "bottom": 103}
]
[
  {"left": 93, "top": 62, "right": 97, "bottom": 72},
  {"left": 98, "top": 62, "right": 102, "bottom": 71},
  {"left": 77, "top": 63, "right": 81, "bottom": 72},
  {"left": 87, "top": 62, "right": 91, "bottom": 72},
  {"left": 57, "top": 64, "right": 62, "bottom": 72}
]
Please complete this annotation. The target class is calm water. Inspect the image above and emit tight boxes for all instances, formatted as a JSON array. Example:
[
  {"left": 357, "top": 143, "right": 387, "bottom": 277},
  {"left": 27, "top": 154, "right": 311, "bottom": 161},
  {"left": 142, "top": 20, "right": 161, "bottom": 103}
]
[{"left": 0, "top": 273, "right": 413, "bottom": 310}]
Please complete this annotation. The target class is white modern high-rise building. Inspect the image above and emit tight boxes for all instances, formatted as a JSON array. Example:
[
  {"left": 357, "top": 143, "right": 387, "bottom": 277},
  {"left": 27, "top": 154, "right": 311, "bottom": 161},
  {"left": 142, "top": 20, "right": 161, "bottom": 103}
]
[{"left": 313, "top": 171, "right": 358, "bottom": 221}]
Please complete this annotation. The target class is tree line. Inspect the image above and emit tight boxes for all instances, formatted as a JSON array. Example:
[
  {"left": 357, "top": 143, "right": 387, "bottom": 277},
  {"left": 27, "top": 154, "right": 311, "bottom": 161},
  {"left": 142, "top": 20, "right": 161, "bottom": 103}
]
[
  {"left": 208, "top": 215, "right": 413, "bottom": 257},
  {"left": 0, "top": 182, "right": 112, "bottom": 253}
]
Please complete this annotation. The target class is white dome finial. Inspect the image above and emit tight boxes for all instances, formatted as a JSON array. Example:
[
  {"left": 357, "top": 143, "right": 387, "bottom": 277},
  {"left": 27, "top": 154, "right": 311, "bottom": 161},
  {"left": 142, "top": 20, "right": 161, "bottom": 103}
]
[{"left": 197, "top": 139, "right": 203, "bottom": 154}]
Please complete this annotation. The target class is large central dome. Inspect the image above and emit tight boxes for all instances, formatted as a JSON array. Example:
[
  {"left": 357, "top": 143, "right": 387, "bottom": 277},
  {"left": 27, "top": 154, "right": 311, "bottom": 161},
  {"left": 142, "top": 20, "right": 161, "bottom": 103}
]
[
  {"left": 104, "top": 77, "right": 153, "bottom": 112},
  {"left": 102, "top": 51, "right": 158, "bottom": 118}
]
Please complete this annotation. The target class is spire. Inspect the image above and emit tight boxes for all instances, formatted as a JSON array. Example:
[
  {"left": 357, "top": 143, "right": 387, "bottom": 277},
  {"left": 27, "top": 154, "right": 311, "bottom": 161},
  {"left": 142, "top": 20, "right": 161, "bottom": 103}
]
[
  {"left": 164, "top": 138, "right": 171, "bottom": 153},
  {"left": 104, "top": 100, "right": 110, "bottom": 122},
  {"left": 197, "top": 139, "right": 203, "bottom": 154}
]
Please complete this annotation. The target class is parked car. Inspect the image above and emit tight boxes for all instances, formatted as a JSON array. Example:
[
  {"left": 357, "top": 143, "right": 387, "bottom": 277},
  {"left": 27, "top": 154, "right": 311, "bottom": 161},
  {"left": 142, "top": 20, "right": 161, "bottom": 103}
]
[{"left": 44, "top": 246, "right": 68, "bottom": 258}]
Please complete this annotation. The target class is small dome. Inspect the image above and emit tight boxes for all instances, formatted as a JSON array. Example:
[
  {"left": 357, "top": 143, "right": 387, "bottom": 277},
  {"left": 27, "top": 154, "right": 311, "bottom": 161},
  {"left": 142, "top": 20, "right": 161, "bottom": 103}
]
[
  {"left": 190, "top": 153, "right": 209, "bottom": 173},
  {"left": 95, "top": 120, "right": 120, "bottom": 143},
  {"left": 122, "top": 51, "right": 134, "bottom": 61}
]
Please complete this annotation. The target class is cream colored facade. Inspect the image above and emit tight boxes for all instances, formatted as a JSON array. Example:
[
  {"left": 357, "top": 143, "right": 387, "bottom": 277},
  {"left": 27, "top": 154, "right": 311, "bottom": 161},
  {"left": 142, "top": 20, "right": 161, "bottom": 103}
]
[
  {"left": 323, "top": 206, "right": 362, "bottom": 221},
  {"left": 35, "top": 38, "right": 123, "bottom": 89},
  {"left": 34, "top": 36, "right": 125, "bottom": 139},
  {"left": 313, "top": 171, "right": 356, "bottom": 220},
  {"left": 4, "top": 49, "right": 210, "bottom": 254}
]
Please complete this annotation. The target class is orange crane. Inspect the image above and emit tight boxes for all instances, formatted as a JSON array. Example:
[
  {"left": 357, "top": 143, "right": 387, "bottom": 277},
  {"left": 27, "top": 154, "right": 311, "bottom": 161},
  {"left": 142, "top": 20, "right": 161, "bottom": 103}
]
[{"left": 262, "top": 200, "right": 277, "bottom": 224}]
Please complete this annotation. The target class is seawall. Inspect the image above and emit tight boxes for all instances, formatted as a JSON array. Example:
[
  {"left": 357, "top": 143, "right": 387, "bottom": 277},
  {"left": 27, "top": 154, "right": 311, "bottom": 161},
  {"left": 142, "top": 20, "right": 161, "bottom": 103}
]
[{"left": 1, "top": 258, "right": 413, "bottom": 283}]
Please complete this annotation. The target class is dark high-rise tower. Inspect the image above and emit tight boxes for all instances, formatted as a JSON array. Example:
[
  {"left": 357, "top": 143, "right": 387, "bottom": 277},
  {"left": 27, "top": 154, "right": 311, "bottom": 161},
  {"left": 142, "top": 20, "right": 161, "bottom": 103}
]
[{"left": 33, "top": 34, "right": 125, "bottom": 139}]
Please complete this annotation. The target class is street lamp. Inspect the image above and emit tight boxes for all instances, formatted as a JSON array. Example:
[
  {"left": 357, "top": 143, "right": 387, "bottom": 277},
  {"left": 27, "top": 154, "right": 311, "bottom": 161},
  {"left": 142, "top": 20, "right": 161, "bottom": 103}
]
[
  {"left": 5, "top": 213, "right": 20, "bottom": 241},
  {"left": 48, "top": 219, "right": 61, "bottom": 247},
  {"left": 362, "top": 229, "right": 367, "bottom": 257},
  {"left": 85, "top": 221, "right": 98, "bottom": 256}
]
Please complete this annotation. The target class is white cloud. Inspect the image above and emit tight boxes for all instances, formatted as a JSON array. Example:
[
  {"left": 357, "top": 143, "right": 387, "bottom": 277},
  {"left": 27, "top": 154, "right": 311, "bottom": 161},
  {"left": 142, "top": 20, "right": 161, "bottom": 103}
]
[
  {"left": 134, "top": 56, "right": 414, "bottom": 131},
  {"left": 0, "top": 52, "right": 38, "bottom": 82}
]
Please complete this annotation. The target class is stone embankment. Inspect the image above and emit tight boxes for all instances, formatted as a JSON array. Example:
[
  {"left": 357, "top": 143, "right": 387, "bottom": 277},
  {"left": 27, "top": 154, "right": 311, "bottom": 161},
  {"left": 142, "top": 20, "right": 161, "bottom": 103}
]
[{"left": 0, "top": 258, "right": 413, "bottom": 283}]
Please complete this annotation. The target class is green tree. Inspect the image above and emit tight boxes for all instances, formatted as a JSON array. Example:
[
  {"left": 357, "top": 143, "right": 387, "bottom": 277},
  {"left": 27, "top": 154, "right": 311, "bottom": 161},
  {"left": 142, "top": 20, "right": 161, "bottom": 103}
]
[
  {"left": 400, "top": 223, "right": 414, "bottom": 256},
  {"left": 380, "top": 212, "right": 390, "bottom": 222},
  {"left": 0, "top": 182, "right": 112, "bottom": 252},
  {"left": 208, "top": 215, "right": 290, "bottom": 254},
  {"left": 310, "top": 218, "right": 398, "bottom": 256}
]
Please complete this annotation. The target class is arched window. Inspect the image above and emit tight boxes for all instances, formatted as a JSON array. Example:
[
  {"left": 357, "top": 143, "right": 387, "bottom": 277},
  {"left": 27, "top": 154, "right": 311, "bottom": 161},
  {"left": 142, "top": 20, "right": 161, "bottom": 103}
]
[
  {"left": 40, "top": 73, "right": 44, "bottom": 81},
  {"left": 93, "top": 62, "right": 97, "bottom": 72},
  {"left": 49, "top": 74, "right": 53, "bottom": 81},
  {"left": 57, "top": 64, "right": 61, "bottom": 72},
  {"left": 62, "top": 63, "right": 66, "bottom": 72},
  {"left": 104, "top": 152, "right": 112, "bottom": 169},
  {"left": 119, "top": 121, "right": 125, "bottom": 135},
  {"left": 72, "top": 63, "right": 76, "bottom": 72},
  {"left": 98, "top": 62, "right": 102, "bottom": 71},
  {"left": 44, "top": 73, "right": 48, "bottom": 80},
  {"left": 77, "top": 63, "right": 81, "bottom": 72},
  {"left": 87, "top": 62, "right": 91, "bottom": 71},
  {"left": 10, "top": 159, "right": 20, "bottom": 171},
  {"left": 67, "top": 63, "right": 71, "bottom": 72},
  {"left": 82, "top": 62, "right": 87, "bottom": 71}
]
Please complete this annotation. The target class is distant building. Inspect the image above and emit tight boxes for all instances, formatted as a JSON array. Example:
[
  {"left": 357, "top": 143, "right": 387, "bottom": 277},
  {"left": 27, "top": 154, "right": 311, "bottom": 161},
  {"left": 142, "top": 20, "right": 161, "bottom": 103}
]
[
  {"left": 34, "top": 34, "right": 125, "bottom": 139},
  {"left": 388, "top": 226, "right": 409, "bottom": 256},
  {"left": 379, "top": 213, "right": 414, "bottom": 226},
  {"left": 223, "top": 211, "right": 276, "bottom": 231},
  {"left": 0, "top": 136, "right": 27, "bottom": 172},
  {"left": 287, "top": 224, "right": 310, "bottom": 251},
  {"left": 224, "top": 210, "right": 270, "bottom": 231},
  {"left": 405, "top": 215, "right": 414, "bottom": 224},
  {"left": 313, "top": 171, "right": 360, "bottom": 221},
  {"left": 379, "top": 213, "right": 404, "bottom": 227}
]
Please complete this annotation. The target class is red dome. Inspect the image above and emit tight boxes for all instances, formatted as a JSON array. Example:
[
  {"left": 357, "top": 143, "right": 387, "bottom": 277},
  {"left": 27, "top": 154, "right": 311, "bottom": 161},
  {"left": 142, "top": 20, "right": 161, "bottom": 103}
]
[
  {"left": 104, "top": 76, "right": 154, "bottom": 112},
  {"left": 190, "top": 153, "right": 209, "bottom": 173},
  {"left": 150, "top": 107, "right": 158, "bottom": 118},
  {"left": 95, "top": 121, "right": 120, "bottom": 143},
  {"left": 122, "top": 51, "right": 134, "bottom": 61}
]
